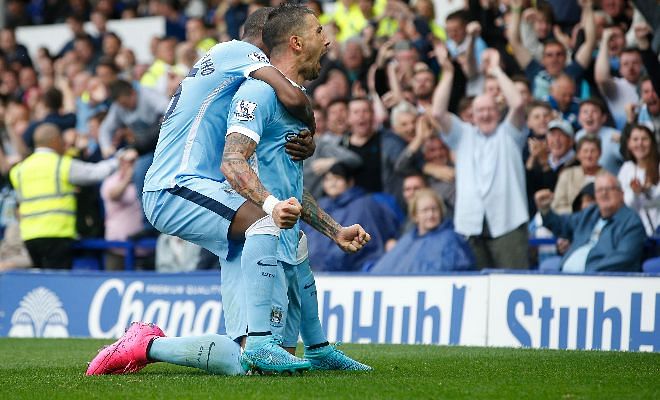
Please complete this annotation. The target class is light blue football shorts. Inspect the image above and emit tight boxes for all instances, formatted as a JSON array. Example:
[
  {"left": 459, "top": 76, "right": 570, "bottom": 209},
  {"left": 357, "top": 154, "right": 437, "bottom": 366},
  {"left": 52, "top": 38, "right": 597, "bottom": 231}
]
[{"left": 142, "top": 176, "right": 247, "bottom": 261}]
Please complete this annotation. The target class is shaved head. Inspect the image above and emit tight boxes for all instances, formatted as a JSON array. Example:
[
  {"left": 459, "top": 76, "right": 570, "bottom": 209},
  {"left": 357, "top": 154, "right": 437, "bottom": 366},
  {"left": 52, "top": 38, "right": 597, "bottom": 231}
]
[
  {"left": 473, "top": 94, "right": 496, "bottom": 109},
  {"left": 34, "top": 123, "right": 64, "bottom": 154},
  {"left": 263, "top": 4, "right": 315, "bottom": 55}
]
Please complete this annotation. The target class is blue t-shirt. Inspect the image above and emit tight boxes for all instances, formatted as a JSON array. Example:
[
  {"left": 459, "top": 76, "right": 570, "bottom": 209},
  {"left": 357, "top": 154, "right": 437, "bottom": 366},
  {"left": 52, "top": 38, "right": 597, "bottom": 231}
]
[
  {"left": 226, "top": 78, "right": 306, "bottom": 265},
  {"left": 526, "top": 59, "right": 585, "bottom": 100},
  {"left": 144, "top": 40, "right": 270, "bottom": 191}
]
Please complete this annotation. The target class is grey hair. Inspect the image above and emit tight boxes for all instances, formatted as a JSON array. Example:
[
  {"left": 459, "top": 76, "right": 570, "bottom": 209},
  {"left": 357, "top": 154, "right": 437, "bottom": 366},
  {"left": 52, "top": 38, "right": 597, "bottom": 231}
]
[
  {"left": 390, "top": 101, "right": 418, "bottom": 127},
  {"left": 341, "top": 36, "right": 364, "bottom": 53},
  {"left": 595, "top": 171, "right": 622, "bottom": 190}
]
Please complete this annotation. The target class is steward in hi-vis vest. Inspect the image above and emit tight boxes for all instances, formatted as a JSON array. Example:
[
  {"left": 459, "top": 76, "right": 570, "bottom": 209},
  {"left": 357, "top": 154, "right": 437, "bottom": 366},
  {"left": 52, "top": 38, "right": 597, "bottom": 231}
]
[
  {"left": 9, "top": 123, "right": 136, "bottom": 269},
  {"left": 11, "top": 150, "right": 76, "bottom": 241}
]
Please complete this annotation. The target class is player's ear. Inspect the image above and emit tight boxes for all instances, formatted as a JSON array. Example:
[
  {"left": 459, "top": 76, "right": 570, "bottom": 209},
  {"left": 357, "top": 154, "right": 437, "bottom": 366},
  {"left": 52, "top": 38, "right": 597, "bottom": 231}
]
[{"left": 290, "top": 35, "right": 303, "bottom": 52}]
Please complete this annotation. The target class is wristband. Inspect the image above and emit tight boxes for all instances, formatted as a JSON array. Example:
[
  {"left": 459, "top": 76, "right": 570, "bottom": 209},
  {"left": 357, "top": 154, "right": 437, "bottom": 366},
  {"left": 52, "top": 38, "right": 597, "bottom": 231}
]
[{"left": 262, "top": 195, "right": 280, "bottom": 216}]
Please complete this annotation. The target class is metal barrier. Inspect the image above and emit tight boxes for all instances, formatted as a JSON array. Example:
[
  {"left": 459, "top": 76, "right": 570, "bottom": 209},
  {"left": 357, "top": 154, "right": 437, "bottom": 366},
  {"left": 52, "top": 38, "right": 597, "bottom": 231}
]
[
  {"left": 71, "top": 236, "right": 659, "bottom": 271},
  {"left": 72, "top": 238, "right": 157, "bottom": 271}
]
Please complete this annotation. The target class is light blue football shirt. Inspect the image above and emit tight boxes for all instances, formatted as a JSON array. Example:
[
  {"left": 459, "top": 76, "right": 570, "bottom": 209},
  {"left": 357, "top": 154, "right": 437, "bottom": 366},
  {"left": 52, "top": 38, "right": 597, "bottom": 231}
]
[
  {"left": 226, "top": 78, "right": 307, "bottom": 265},
  {"left": 144, "top": 40, "right": 270, "bottom": 191}
]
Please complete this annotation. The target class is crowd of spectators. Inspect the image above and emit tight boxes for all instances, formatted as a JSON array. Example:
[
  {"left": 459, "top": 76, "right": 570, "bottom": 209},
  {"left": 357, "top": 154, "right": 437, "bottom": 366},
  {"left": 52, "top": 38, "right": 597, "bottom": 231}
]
[{"left": 0, "top": 0, "right": 659, "bottom": 274}]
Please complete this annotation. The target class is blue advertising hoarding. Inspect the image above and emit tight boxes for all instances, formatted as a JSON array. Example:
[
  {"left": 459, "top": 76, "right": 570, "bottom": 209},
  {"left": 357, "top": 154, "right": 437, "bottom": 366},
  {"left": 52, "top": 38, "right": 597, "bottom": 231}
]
[
  {"left": 0, "top": 270, "right": 226, "bottom": 338},
  {"left": 0, "top": 270, "right": 658, "bottom": 352}
]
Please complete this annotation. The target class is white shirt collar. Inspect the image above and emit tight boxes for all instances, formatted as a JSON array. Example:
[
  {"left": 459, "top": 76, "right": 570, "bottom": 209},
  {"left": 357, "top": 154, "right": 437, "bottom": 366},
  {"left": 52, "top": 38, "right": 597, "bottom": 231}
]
[{"left": 34, "top": 147, "right": 57, "bottom": 154}]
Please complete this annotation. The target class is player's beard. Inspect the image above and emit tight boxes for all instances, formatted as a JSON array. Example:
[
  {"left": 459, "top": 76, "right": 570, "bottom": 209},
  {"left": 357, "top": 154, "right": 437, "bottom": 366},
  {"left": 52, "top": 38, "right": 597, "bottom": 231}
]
[{"left": 302, "top": 62, "right": 321, "bottom": 81}]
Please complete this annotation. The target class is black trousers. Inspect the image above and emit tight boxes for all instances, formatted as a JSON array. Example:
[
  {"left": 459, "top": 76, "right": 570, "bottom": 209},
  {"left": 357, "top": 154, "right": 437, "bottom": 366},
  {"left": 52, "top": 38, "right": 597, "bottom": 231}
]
[
  {"left": 467, "top": 220, "right": 529, "bottom": 269},
  {"left": 24, "top": 238, "right": 74, "bottom": 269}
]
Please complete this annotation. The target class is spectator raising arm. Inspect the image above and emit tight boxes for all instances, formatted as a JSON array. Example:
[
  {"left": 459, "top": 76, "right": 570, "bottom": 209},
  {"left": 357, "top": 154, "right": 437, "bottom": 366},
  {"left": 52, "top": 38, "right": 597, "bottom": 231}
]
[
  {"left": 507, "top": 0, "right": 533, "bottom": 70},
  {"left": 386, "top": 60, "right": 404, "bottom": 108},
  {"left": 462, "top": 22, "right": 482, "bottom": 79},
  {"left": 595, "top": 27, "right": 616, "bottom": 98},
  {"left": 106, "top": 157, "right": 135, "bottom": 202},
  {"left": 69, "top": 148, "right": 138, "bottom": 186},
  {"left": 483, "top": 49, "right": 526, "bottom": 129},
  {"left": 430, "top": 42, "right": 455, "bottom": 133},
  {"left": 98, "top": 106, "right": 122, "bottom": 158},
  {"left": 367, "top": 64, "right": 390, "bottom": 127},
  {"left": 394, "top": 114, "right": 434, "bottom": 174},
  {"left": 573, "top": 0, "right": 596, "bottom": 70},
  {"left": 635, "top": 23, "right": 660, "bottom": 97}
]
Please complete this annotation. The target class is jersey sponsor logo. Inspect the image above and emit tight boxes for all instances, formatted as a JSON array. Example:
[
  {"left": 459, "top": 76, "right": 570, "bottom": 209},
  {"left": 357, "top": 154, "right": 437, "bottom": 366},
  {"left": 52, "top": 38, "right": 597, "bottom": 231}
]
[
  {"left": 234, "top": 100, "right": 257, "bottom": 121},
  {"left": 9, "top": 287, "right": 69, "bottom": 338},
  {"left": 247, "top": 52, "right": 269, "bottom": 64}
]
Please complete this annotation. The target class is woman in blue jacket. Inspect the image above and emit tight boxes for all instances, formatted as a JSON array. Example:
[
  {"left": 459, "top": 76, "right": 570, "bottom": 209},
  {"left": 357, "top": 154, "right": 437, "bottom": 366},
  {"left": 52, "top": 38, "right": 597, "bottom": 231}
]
[{"left": 370, "top": 189, "right": 475, "bottom": 274}]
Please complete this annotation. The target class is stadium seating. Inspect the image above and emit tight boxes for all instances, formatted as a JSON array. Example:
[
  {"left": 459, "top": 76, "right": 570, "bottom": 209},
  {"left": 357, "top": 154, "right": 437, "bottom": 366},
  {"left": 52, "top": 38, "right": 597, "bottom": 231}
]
[{"left": 72, "top": 238, "right": 157, "bottom": 270}]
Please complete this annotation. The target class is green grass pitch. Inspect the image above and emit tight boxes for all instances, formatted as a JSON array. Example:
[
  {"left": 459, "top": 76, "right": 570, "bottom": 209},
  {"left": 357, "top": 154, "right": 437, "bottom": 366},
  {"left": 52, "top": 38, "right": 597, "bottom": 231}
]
[{"left": 1, "top": 339, "right": 658, "bottom": 399}]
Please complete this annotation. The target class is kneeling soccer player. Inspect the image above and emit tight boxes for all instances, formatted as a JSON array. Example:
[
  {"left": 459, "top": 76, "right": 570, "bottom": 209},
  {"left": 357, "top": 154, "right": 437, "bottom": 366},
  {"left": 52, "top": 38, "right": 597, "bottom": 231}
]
[{"left": 86, "top": 233, "right": 372, "bottom": 376}]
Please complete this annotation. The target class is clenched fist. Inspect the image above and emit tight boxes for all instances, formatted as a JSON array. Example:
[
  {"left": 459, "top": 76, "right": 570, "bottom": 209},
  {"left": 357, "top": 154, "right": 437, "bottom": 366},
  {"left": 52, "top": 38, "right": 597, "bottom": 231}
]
[
  {"left": 273, "top": 197, "right": 302, "bottom": 229},
  {"left": 335, "top": 224, "right": 371, "bottom": 253}
]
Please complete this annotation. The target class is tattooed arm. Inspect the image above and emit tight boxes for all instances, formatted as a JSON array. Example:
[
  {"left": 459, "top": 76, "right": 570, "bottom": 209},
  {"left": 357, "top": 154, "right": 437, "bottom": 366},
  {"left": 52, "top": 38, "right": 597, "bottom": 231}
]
[
  {"left": 221, "top": 133, "right": 268, "bottom": 205},
  {"left": 301, "top": 188, "right": 342, "bottom": 239},
  {"left": 301, "top": 188, "right": 371, "bottom": 253},
  {"left": 221, "top": 132, "right": 301, "bottom": 228}
]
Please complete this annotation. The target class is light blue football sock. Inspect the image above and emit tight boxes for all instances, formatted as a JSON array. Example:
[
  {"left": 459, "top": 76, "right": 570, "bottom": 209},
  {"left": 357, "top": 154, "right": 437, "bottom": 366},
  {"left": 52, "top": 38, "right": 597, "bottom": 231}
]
[
  {"left": 297, "top": 258, "right": 329, "bottom": 349},
  {"left": 148, "top": 334, "right": 244, "bottom": 375},
  {"left": 220, "top": 252, "right": 247, "bottom": 341},
  {"left": 242, "top": 233, "right": 279, "bottom": 350}
]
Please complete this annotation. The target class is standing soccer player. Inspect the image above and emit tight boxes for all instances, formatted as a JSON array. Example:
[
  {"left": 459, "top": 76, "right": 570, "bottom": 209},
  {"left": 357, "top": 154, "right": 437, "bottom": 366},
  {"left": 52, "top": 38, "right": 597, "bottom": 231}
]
[{"left": 220, "top": 5, "right": 370, "bottom": 372}]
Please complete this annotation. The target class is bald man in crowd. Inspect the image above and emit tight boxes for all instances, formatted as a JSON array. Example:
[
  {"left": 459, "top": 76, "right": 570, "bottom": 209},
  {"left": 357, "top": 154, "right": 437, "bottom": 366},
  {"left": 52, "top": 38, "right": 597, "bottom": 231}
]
[
  {"left": 9, "top": 123, "right": 136, "bottom": 268},
  {"left": 431, "top": 46, "right": 529, "bottom": 269},
  {"left": 535, "top": 172, "right": 646, "bottom": 272}
]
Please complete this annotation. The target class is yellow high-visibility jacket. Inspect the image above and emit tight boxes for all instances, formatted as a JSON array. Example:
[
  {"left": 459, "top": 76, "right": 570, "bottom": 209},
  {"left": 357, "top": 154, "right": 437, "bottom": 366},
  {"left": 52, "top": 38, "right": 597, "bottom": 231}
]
[{"left": 9, "top": 150, "right": 76, "bottom": 241}]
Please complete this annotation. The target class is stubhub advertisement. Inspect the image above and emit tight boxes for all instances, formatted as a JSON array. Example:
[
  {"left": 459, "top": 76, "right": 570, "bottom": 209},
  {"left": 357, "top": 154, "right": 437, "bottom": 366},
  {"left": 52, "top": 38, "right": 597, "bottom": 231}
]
[
  {"left": 0, "top": 270, "right": 657, "bottom": 352},
  {"left": 487, "top": 273, "right": 659, "bottom": 352},
  {"left": 315, "top": 275, "right": 488, "bottom": 346}
]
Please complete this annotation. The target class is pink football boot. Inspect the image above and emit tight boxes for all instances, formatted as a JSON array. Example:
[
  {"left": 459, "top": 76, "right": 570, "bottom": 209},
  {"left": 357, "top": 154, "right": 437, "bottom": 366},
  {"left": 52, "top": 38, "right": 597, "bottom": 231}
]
[{"left": 86, "top": 322, "right": 165, "bottom": 375}]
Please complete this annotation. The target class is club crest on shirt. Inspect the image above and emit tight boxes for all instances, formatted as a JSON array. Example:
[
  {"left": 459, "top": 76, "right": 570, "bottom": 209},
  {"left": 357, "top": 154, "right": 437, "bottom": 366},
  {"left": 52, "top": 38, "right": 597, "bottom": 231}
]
[
  {"left": 247, "top": 52, "right": 269, "bottom": 63},
  {"left": 270, "top": 305, "right": 284, "bottom": 327},
  {"left": 234, "top": 100, "right": 257, "bottom": 121}
]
